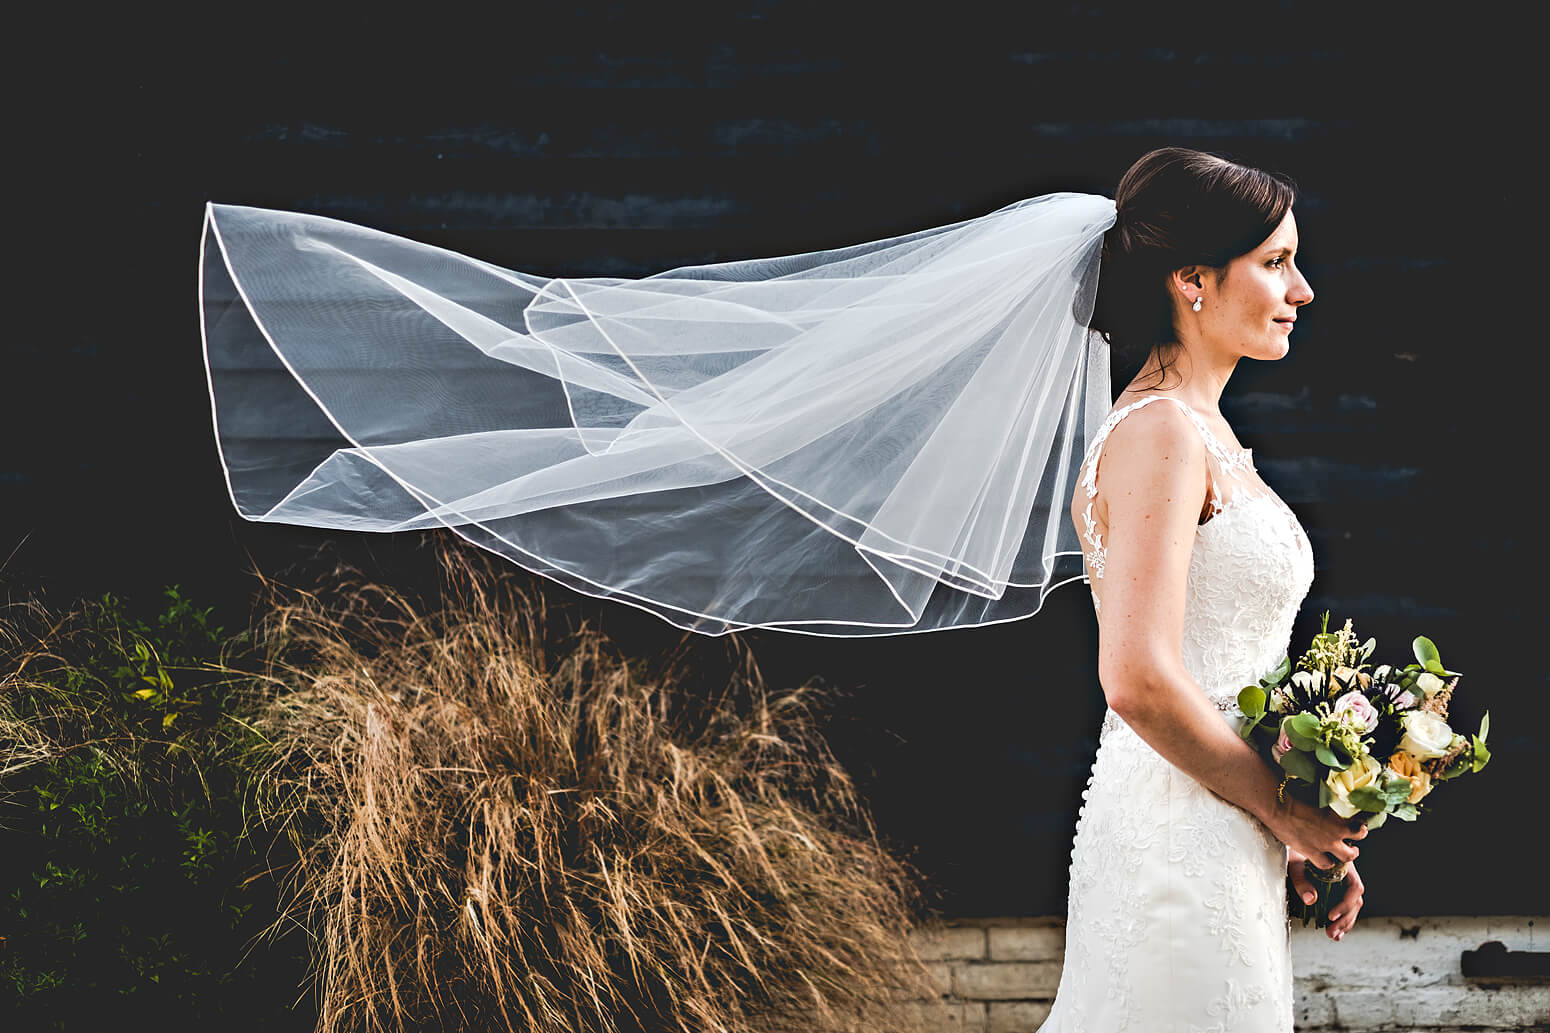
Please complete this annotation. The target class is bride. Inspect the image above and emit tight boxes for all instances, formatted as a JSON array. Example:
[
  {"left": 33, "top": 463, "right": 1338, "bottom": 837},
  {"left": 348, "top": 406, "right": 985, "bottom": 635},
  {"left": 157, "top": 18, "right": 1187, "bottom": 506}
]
[
  {"left": 1043, "top": 147, "right": 1367, "bottom": 1030},
  {"left": 200, "top": 145, "right": 1369, "bottom": 1029}
]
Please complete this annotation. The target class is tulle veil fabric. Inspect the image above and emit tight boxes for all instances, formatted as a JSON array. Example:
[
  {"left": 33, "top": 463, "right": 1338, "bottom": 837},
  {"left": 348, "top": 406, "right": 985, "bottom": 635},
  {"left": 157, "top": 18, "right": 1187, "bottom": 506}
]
[{"left": 199, "top": 192, "right": 1117, "bottom": 635}]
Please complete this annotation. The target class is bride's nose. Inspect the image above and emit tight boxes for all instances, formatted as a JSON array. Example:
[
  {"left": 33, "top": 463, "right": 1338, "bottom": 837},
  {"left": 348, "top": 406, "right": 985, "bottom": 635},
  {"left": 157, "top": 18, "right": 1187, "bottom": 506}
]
[{"left": 1290, "top": 270, "right": 1314, "bottom": 305}]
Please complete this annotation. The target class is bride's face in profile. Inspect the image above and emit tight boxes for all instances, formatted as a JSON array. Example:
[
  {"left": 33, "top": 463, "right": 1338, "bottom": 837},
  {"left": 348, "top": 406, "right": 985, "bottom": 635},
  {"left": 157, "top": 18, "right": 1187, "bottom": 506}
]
[{"left": 1189, "top": 207, "right": 1314, "bottom": 363}]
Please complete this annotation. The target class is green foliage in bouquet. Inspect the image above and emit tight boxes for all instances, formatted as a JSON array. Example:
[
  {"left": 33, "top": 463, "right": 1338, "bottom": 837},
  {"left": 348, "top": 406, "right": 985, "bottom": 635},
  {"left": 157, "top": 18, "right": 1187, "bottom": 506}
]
[{"left": 0, "top": 588, "right": 310, "bottom": 1032}]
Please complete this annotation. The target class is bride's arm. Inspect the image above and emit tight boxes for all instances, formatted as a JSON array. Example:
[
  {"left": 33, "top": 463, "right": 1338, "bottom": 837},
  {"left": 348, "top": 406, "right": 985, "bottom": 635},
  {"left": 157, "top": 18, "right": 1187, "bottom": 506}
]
[{"left": 1093, "top": 404, "right": 1363, "bottom": 868}]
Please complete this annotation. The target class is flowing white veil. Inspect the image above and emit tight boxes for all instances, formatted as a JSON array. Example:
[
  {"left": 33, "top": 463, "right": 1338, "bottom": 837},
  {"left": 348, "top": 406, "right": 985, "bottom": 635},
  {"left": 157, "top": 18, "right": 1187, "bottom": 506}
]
[{"left": 200, "top": 192, "right": 1117, "bottom": 635}]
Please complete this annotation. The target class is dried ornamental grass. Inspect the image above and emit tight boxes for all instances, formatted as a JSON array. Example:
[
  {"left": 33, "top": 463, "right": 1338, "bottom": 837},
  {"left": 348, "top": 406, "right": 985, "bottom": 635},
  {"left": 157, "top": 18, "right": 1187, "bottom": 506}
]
[{"left": 249, "top": 544, "right": 943, "bottom": 1033}]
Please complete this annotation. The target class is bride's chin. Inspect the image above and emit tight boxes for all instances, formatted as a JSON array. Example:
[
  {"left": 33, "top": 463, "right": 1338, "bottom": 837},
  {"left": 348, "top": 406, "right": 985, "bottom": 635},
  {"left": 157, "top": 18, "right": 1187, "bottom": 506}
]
[{"left": 1255, "top": 338, "right": 1291, "bottom": 361}]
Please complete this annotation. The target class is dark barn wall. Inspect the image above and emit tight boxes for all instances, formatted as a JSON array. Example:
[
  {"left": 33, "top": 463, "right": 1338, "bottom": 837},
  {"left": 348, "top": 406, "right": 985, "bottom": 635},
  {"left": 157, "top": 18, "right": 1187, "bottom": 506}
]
[{"left": 6, "top": 4, "right": 1540, "bottom": 917}]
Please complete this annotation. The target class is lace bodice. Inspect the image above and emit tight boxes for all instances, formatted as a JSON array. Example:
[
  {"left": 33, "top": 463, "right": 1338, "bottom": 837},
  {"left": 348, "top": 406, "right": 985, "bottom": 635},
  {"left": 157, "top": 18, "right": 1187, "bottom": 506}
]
[{"left": 1076, "top": 395, "right": 1315, "bottom": 702}]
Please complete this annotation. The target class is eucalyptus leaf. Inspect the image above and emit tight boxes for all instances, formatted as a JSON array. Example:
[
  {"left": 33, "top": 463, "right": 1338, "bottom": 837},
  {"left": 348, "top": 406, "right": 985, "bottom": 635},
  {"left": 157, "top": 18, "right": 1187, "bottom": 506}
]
[
  {"left": 1391, "top": 803, "right": 1418, "bottom": 822},
  {"left": 1286, "top": 725, "right": 1318, "bottom": 752},
  {"left": 1288, "top": 713, "right": 1321, "bottom": 738},
  {"left": 1413, "top": 636, "right": 1440, "bottom": 668},
  {"left": 1359, "top": 637, "right": 1377, "bottom": 661},
  {"left": 1238, "top": 686, "right": 1267, "bottom": 719},
  {"left": 1347, "top": 786, "right": 1388, "bottom": 813},
  {"left": 1479, "top": 711, "right": 1490, "bottom": 743},
  {"left": 1279, "top": 748, "right": 1319, "bottom": 783},
  {"left": 1424, "top": 658, "right": 1446, "bottom": 676},
  {"left": 1315, "top": 745, "right": 1344, "bottom": 770},
  {"left": 1261, "top": 655, "right": 1292, "bottom": 688},
  {"left": 1318, "top": 779, "right": 1331, "bottom": 809},
  {"left": 1365, "top": 809, "right": 1389, "bottom": 829},
  {"left": 1382, "top": 777, "right": 1413, "bottom": 804}
]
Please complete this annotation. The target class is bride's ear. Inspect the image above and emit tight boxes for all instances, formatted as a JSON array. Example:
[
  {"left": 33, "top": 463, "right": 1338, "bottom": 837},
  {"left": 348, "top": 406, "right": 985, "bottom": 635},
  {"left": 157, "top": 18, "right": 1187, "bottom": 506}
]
[{"left": 1167, "top": 266, "right": 1206, "bottom": 307}]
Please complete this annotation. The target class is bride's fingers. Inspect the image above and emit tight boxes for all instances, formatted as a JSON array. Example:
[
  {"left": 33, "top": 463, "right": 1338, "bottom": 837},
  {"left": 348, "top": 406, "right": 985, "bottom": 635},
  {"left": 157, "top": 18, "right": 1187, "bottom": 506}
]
[
  {"left": 1287, "top": 856, "right": 1317, "bottom": 905},
  {"left": 1328, "top": 890, "right": 1363, "bottom": 940},
  {"left": 1313, "top": 815, "right": 1363, "bottom": 863},
  {"left": 1327, "top": 863, "right": 1365, "bottom": 941},
  {"left": 1326, "top": 838, "right": 1359, "bottom": 864}
]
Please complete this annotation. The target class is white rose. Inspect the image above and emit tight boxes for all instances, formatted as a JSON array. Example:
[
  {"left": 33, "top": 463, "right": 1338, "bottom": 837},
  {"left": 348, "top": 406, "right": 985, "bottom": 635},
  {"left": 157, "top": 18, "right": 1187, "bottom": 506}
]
[
  {"left": 1398, "top": 711, "right": 1455, "bottom": 759},
  {"left": 1414, "top": 672, "right": 1445, "bottom": 698}
]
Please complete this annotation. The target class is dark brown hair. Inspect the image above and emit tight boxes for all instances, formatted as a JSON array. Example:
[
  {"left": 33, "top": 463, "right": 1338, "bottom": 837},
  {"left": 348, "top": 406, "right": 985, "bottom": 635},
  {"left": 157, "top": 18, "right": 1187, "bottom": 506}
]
[{"left": 1090, "top": 147, "right": 1297, "bottom": 392}]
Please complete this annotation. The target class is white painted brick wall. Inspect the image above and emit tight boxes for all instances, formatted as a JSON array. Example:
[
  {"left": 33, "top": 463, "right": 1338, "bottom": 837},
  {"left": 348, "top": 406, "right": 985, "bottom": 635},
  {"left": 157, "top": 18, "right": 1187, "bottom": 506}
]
[{"left": 903, "top": 916, "right": 1549, "bottom": 1032}]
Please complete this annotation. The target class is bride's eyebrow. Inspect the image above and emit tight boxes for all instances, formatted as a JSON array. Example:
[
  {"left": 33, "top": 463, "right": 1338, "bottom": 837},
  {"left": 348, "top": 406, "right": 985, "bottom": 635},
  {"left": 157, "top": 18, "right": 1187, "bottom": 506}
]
[{"left": 1266, "top": 245, "right": 1296, "bottom": 255}]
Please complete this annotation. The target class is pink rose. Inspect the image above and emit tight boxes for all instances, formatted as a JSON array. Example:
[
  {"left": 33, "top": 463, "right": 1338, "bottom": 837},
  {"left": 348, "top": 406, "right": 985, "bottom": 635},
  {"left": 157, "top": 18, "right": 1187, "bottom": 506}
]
[
  {"left": 1333, "top": 690, "right": 1379, "bottom": 733},
  {"left": 1272, "top": 726, "right": 1293, "bottom": 761}
]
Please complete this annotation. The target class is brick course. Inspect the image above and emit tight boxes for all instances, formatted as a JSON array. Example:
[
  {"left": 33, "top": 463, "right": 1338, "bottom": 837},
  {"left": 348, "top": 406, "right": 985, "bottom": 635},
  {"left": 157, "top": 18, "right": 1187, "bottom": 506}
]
[{"left": 903, "top": 915, "right": 1548, "bottom": 1032}]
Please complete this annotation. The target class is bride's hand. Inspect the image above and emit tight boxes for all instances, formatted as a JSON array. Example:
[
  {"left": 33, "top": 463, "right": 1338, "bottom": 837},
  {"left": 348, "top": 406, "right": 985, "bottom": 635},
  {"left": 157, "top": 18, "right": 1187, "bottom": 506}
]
[
  {"left": 1269, "top": 797, "right": 1366, "bottom": 868},
  {"left": 1289, "top": 849, "right": 1366, "bottom": 941}
]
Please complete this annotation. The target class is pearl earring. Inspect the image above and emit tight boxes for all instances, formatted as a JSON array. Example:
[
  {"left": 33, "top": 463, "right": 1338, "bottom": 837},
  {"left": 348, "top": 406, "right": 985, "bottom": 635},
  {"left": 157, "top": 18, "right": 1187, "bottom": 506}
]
[{"left": 1192, "top": 295, "right": 1203, "bottom": 312}]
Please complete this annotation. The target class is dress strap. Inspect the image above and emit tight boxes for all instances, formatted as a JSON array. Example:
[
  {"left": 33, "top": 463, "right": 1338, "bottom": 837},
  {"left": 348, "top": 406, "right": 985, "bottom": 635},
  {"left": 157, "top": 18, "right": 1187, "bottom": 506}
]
[{"left": 1079, "top": 395, "right": 1253, "bottom": 500}]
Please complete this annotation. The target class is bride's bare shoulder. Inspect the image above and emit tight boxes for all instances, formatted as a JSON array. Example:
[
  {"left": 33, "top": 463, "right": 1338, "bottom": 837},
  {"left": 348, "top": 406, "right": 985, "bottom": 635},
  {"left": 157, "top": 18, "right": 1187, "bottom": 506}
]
[
  {"left": 1101, "top": 395, "right": 1207, "bottom": 466},
  {"left": 1071, "top": 393, "right": 1211, "bottom": 525},
  {"left": 1086, "top": 395, "right": 1211, "bottom": 515}
]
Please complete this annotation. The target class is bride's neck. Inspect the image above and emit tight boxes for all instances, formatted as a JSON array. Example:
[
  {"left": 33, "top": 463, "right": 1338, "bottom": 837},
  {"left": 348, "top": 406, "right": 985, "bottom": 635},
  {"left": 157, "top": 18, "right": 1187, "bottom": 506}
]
[{"left": 1126, "top": 343, "right": 1236, "bottom": 413}]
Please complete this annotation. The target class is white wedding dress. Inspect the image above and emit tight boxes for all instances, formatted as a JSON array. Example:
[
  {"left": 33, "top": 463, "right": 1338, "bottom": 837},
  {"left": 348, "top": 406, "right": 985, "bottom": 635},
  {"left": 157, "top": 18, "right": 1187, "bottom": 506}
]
[{"left": 1040, "top": 395, "right": 1316, "bottom": 1032}]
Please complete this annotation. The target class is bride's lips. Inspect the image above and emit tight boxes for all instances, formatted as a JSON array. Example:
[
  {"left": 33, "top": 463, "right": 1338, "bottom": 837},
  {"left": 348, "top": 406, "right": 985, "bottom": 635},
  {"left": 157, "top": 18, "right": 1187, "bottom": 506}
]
[{"left": 1273, "top": 318, "right": 1295, "bottom": 330}]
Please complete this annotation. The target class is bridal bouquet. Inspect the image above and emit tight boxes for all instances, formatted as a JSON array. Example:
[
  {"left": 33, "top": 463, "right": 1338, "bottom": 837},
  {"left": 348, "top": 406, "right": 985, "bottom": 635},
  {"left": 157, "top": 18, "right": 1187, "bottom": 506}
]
[{"left": 1236, "top": 614, "right": 1491, "bottom": 927}]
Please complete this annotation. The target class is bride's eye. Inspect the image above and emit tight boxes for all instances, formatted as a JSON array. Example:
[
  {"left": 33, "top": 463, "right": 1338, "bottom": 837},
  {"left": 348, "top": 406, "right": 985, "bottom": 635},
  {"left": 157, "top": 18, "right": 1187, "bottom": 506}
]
[{"left": 1268, "top": 257, "right": 1286, "bottom": 268}]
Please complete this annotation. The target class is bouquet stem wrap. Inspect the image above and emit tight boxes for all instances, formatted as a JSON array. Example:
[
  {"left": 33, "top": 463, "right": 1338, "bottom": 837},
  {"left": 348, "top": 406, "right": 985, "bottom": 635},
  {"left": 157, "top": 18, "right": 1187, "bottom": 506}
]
[{"left": 1290, "top": 858, "right": 1348, "bottom": 929}]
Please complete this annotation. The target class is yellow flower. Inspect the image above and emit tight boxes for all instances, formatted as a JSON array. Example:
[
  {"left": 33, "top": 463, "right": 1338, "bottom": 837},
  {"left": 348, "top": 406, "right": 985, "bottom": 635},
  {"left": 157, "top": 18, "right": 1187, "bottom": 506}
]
[
  {"left": 1385, "top": 751, "right": 1434, "bottom": 804},
  {"left": 1325, "top": 754, "right": 1383, "bottom": 819}
]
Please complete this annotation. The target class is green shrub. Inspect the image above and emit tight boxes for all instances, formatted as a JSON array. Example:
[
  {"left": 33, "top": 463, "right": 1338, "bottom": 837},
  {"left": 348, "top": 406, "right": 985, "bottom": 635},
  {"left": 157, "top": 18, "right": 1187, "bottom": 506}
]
[{"left": 0, "top": 587, "right": 311, "bottom": 1031}]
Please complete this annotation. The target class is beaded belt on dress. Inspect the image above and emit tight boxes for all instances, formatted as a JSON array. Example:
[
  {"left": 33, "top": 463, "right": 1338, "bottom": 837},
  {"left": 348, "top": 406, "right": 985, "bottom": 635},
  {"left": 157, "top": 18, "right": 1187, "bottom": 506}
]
[{"left": 1099, "top": 695, "right": 1242, "bottom": 740}]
